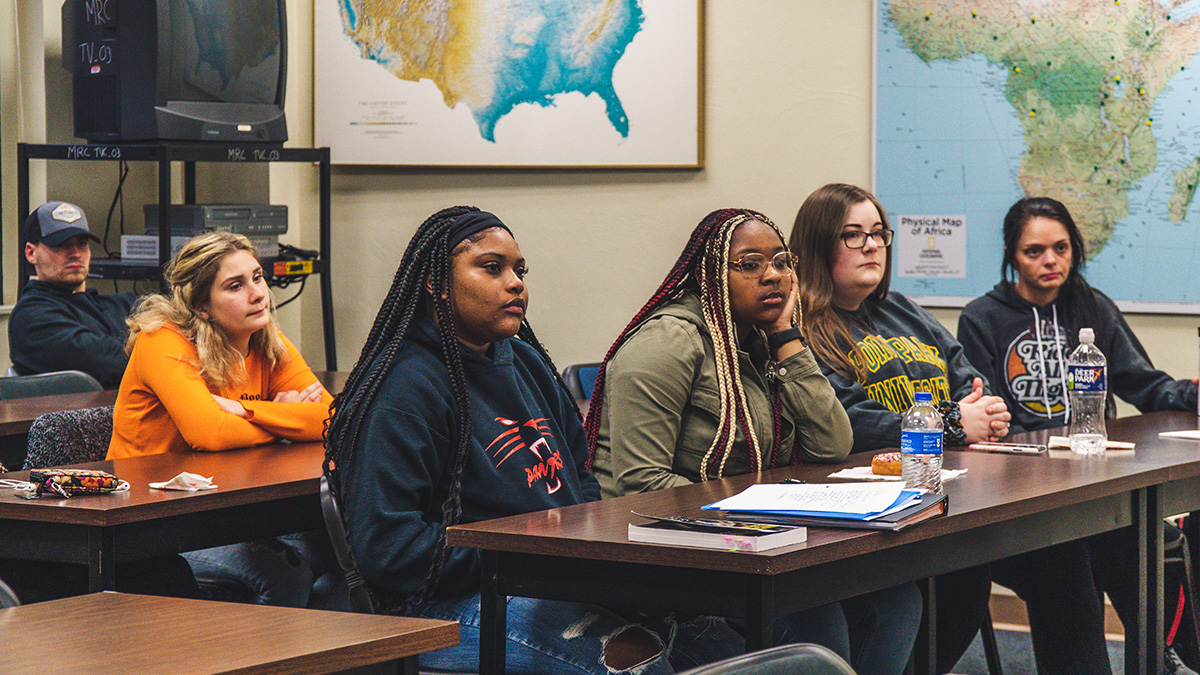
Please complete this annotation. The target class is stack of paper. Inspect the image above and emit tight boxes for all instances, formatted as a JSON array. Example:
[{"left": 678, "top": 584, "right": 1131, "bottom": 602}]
[{"left": 702, "top": 483, "right": 947, "bottom": 532}]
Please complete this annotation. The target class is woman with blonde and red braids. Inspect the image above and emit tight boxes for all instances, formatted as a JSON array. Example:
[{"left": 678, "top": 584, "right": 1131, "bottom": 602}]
[{"left": 587, "top": 208, "right": 921, "bottom": 675}]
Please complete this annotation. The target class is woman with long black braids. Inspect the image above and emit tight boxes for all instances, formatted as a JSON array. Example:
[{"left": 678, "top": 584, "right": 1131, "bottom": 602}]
[{"left": 324, "top": 207, "right": 742, "bottom": 674}]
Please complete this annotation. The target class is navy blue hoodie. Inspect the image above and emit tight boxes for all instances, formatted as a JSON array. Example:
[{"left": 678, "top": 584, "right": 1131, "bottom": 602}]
[
  {"left": 958, "top": 281, "right": 1196, "bottom": 433},
  {"left": 8, "top": 280, "right": 136, "bottom": 388},
  {"left": 339, "top": 313, "right": 599, "bottom": 604}
]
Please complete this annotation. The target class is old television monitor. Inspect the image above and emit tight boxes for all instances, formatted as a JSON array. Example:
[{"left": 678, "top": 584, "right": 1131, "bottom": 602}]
[{"left": 63, "top": 0, "right": 287, "bottom": 143}]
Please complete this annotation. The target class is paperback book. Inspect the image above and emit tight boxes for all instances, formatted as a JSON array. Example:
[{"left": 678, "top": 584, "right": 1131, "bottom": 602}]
[{"left": 627, "top": 512, "right": 807, "bottom": 552}]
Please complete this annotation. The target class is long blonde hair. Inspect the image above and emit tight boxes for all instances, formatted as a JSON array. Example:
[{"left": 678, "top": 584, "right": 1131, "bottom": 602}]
[
  {"left": 790, "top": 183, "right": 893, "bottom": 380},
  {"left": 127, "top": 231, "right": 288, "bottom": 390}
]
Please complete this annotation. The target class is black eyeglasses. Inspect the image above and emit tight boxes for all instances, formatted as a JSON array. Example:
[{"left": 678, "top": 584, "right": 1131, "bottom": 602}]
[
  {"left": 840, "top": 229, "right": 894, "bottom": 249},
  {"left": 728, "top": 251, "right": 796, "bottom": 278}
]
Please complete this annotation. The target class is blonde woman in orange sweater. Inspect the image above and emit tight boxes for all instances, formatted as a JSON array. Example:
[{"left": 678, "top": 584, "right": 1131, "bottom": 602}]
[
  {"left": 108, "top": 233, "right": 331, "bottom": 458},
  {"left": 108, "top": 231, "right": 335, "bottom": 607}
]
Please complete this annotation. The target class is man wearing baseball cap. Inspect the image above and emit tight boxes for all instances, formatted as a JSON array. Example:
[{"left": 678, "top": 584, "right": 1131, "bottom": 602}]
[{"left": 8, "top": 201, "right": 136, "bottom": 388}]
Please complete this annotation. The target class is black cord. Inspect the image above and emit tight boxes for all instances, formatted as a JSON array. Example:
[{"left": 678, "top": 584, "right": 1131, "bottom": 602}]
[
  {"left": 103, "top": 161, "right": 130, "bottom": 258},
  {"left": 275, "top": 276, "right": 307, "bottom": 308}
]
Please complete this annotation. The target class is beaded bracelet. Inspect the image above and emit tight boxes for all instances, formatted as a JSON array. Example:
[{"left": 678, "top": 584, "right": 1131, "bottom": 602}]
[{"left": 936, "top": 399, "right": 967, "bottom": 445}]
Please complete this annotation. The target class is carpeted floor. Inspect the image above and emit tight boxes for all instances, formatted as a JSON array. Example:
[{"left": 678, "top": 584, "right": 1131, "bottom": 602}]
[{"left": 950, "top": 627, "right": 1127, "bottom": 675}]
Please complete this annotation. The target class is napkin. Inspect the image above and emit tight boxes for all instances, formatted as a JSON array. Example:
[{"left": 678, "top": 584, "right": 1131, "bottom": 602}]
[
  {"left": 827, "top": 466, "right": 968, "bottom": 482},
  {"left": 149, "top": 472, "right": 217, "bottom": 491}
]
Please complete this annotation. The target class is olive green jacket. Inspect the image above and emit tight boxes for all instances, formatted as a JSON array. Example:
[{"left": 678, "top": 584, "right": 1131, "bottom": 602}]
[{"left": 592, "top": 291, "right": 853, "bottom": 499}]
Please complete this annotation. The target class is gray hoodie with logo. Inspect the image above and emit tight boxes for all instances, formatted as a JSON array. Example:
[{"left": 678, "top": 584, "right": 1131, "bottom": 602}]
[{"left": 957, "top": 281, "right": 1196, "bottom": 434}]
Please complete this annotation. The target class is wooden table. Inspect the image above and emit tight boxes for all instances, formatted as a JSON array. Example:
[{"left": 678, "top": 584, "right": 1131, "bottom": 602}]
[
  {"left": 0, "top": 441, "right": 326, "bottom": 592},
  {"left": 449, "top": 444, "right": 1176, "bottom": 675},
  {"left": 1004, "top": 410, "right": 1200, "bottom": 675},
  {"left": 0, "top": 592, "right": 459, "bottom": 675}
]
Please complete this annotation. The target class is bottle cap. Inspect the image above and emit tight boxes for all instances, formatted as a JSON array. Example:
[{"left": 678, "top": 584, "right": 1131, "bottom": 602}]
[
  {"left": 1079, "top": 327, "right": 1095, "bottom": 343},
  {"left": 914, "top": 392, "right": 932, "bottom": 402}
]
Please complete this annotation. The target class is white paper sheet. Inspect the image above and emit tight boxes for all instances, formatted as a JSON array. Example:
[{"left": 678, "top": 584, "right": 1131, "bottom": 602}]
[
  {"left": 827, "top": 466, "right": 968, "bottom": 482},
  {"left": 1158, "top": 430, "right": 1200, "bottom": 440},
  {"left": 1047, "top": 435, "right": 1135, "bottom": 449},
  {"left": 704, "top": 483, "right": 906, "bottom": 516}
]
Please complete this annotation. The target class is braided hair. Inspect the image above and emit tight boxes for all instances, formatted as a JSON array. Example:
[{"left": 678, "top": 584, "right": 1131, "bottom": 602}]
[
  {"left": 323, "top": 206, "right": 574, "bottom": 611},
  {"left": 585, "top": 208, "right": 794, "bottom": 479}
]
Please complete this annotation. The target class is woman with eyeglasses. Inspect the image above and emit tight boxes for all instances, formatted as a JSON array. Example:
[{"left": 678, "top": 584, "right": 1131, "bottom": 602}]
[
  {"left": 587, "top": 209, "right": 922, "bottom": 675},
  {"left": 791, "top": 184, "right": 1010, "bottom": 454},
  {"left": 791, "top": 184, "right": 1114, "bottom": 675}
]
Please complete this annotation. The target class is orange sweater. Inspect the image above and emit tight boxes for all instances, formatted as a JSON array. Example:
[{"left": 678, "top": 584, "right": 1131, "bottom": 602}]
[{"left": 107, "top": 324, "right": 334, "bottom": 458}]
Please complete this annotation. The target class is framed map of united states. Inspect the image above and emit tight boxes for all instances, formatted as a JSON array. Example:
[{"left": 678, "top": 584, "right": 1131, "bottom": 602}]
[{"left": 314, "top": 0, "right": 702, "bottom": 167}]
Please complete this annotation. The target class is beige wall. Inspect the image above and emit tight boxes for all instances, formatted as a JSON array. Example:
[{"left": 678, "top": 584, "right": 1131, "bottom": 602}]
[
  {"left": 4, "top": 1, "right": 1197, "bottom": 418},
  {"left": 312, "top": 1, "right": 880, "bottom": 371}
]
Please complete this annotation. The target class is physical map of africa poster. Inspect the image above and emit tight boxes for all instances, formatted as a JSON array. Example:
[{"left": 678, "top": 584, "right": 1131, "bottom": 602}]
[
  {"left": 877, "top": 0, "right": 1200, "bottom": 311},
  {"left": 314, "top": 0, "right": 701, "bottom": 166}
]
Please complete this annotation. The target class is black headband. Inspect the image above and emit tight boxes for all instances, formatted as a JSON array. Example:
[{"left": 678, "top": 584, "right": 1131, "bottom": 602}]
[{"left": 446, "top": 211, "right": 510, "bottom": 250}]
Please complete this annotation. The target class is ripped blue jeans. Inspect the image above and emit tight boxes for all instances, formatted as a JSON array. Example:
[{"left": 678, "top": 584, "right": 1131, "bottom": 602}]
[{"left": 413, "top": 594, "right": 744, "bottom": 674}]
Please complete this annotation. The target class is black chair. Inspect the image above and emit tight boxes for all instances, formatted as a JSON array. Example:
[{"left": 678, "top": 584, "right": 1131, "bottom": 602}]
[
  {"left": 22, "top": 406, "right": 114, "bottom": 470},
  {"left": 0, "top": 370, "right": 102, "bottom": 400},
  {"left": 1165, "top": 527, "right": 1200, "bottom": 670},
  {"left": 320, "top": 475, "right": 374, "bottom": 614},
  {"left": 678, "top": 643, "right": 856, "bottom": 675},
  {"left": 320, "top": 476, "right": 472, "bottom": 675},
  {"left": 0, "top": 578, "right": 20, "bottom": 608},
  {"left": 561, "top": 363, "right": 602, "bottom": 402},
  {"left": 980, "top": 608, "right": 1004, "bottom": 675}
]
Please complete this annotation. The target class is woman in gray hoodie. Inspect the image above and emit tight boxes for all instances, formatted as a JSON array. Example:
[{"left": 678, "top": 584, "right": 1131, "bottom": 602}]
[{"left": 958, "top": 196, "right": 1199, "bottom": 675}]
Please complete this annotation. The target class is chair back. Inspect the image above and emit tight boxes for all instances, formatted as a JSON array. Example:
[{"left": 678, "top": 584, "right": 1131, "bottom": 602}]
[
  {"left": 678, "top": 644, "right": 857, "bottom": 675},
  {"left": 0, "top": 370, "right": 102, "bottom": 400},
  {"left": 320, "top": 475, "right": 375, "bottom": 614},
  {"left": 22, "top": 406, "right": 115, "bottom": 470},
  {"left": 0, "top": 578, "right": 19, "bottom": 608},
  {"left": 561, "top": 363, "right": 602, "bottom": 402}
]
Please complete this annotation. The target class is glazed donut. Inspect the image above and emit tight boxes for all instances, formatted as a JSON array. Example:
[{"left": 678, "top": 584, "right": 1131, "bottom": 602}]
[{"left": 871, "top": 452, "right": 902, "bottom": 476}]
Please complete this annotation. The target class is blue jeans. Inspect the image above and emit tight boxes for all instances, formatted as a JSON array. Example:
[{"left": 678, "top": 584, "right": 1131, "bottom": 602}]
[
  {"left": 741, "top": 583, "right": 920, "bottom": 675},
  {"left": 841, "top": 584, "right": 923, "bottom": 675},
  {"left": 413, "top": 594, "right": 744, "bottom": 674},
  {"left": 184, "top": 533, "right": 319, "bottom": 607}
]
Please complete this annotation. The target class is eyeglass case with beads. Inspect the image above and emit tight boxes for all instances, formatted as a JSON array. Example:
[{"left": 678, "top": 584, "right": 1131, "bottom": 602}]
[{"left": 28, "top": 468, "right": 122, "bottom": 498}]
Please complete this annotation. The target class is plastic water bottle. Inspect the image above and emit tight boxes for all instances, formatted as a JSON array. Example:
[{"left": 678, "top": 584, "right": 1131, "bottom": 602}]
[
  {"left": 1067, "top": 327, "right": 1107, "bottom": 455},
  {"left": 901, "top": 391, "right": 943, "bottom": 492}
]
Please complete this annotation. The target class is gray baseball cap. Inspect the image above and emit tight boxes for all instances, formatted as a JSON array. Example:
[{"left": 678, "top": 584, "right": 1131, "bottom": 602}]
[{"left": 25, "top": 201, "right": 100, "bottom": 247}]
